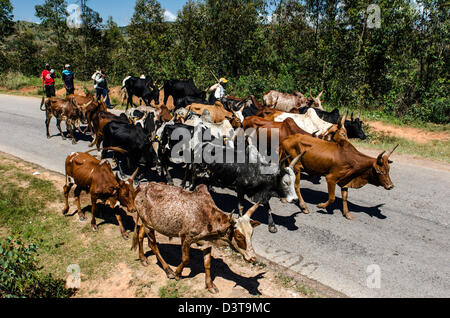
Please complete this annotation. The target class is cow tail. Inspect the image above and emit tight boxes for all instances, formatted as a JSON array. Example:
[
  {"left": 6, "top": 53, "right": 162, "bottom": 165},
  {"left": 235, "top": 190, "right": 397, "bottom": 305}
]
[{"left": 39, "top": 97, "right": 46, "bottom": 111}]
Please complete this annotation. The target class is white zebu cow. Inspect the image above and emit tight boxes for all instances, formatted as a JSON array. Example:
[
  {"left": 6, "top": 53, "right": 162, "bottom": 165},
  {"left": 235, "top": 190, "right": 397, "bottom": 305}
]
[{"left": 273, "top": 108, "right": 333, "bottom": 136}]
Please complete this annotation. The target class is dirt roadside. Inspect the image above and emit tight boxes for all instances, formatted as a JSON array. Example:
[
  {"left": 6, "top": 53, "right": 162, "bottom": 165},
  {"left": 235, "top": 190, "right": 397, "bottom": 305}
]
[{"left": 0, "top": 151, "right": 343, "bottom": 298}]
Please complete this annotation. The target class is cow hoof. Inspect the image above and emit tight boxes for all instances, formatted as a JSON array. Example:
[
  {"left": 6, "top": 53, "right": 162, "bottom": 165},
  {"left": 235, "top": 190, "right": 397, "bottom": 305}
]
[
  {"left": 140, "top": 259, "right": 149, "bottom": 267},
  {"left": 62, "top": 208, "right": 69, "bottom": 215},
  {"left": 207, "top": 286, "right": 219, "bottom": 294},
  {"left": 47, "top": 136, "right": 51, "bottom": 139},
  {"left": 79, "top": 216, "right": 86, "bottom": 221},
  {"left": 72, "top": 140, "right": 77, "bottom": 145},
  {"left": 268, "top": 225, "right": 278, "bottom": 234},
  {"left": 301, "top": 207, "right": 310, "bottom": 214},
  {"left": 91, "top": 226, "right": 98, "bottom": 232},
  {"left": 317, "top": 203, "right": 328, "bottom": 209},
  {"left": 167, "top": 271, "right": 176, "bottom": 280},
  {"left": 122, "top": 233, "right": 129, "bottom": 240},
  {"left": 344, "top": 213, "right": 354, "bottom": 220}
]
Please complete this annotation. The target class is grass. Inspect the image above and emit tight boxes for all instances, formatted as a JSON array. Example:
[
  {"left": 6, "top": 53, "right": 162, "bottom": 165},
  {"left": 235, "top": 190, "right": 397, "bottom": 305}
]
[
  {"left": 275, "top": 273, "right": 319, "bottom": 298},
  {"left": 352, "top": 125, "right": 450, "bottom": 163},
  {"left": 159, "top": 281, "right": 190, "bottom": 298}
]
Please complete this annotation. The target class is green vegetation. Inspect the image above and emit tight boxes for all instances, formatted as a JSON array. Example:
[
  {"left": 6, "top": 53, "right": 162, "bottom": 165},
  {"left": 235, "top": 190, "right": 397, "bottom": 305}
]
[
  {"left": 158, "top": 280, "right": 189, "bottom": 298},
  {"left": 0, "top": 0, "right": 447, "bottom": 124},
  {"left": 275, "top": 273, "right": 319, "bottom": 298},
  {"left": 0, "top": 237, "right": 75, "bottom": 298}
]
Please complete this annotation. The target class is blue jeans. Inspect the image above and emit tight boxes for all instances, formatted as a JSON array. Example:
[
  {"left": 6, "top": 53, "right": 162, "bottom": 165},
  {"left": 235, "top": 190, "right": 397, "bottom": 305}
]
[{"left": 96, "top": 88, "right": 112, "bottom": 108}]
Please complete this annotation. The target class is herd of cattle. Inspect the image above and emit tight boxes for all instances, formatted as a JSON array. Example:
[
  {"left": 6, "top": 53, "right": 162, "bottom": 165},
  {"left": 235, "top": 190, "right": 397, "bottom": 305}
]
[{"left": 39, "top": 77, "right": 397, "bottom": 294}]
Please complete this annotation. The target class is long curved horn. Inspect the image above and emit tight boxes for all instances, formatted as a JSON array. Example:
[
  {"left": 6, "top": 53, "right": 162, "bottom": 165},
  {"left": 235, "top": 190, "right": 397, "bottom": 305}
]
[
  {"left": 245, "top": 201, "right": 260, "bottom": 218},
  {"left": 289, "top": 153, "right": 303, "bottom": 169},
  {"left": 279, "top": 154, "right": 291, "bottom": 166},
  {"left": 83, "top": 100, "right": 93, "bottom": 108},
  {"left": 130, "top": 168, "right": 139, "bottom": 181},
  {"left": 388, "top": 144, "right": 399, "bottom": 158},
  {"left": 317, "top": 91, "right": 323, "bottom": 99}
]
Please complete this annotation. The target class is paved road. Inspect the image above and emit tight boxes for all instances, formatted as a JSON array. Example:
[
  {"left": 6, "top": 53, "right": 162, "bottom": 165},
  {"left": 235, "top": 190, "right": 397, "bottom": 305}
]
[{"left": 1, "top": 94, "right": 449, "bottom": 298}]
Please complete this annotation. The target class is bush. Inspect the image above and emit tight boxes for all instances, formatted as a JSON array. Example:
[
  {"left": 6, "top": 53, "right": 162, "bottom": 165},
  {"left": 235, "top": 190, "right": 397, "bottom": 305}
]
[{"left": 0, "top": 237, "right": 75, "bottom": 298}]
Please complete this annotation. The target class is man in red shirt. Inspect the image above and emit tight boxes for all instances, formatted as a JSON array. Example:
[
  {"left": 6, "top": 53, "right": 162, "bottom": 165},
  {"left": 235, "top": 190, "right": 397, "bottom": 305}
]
[{"left": 42, "top": 63, "right": 55, "bottom": 97}]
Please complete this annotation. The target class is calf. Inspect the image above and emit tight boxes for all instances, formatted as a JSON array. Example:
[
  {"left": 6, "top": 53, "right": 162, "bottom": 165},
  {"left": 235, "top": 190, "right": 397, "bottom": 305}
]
[
  {"left": 89, "top": 111, "right": 129, "bottom": 150},
  {"left": 63, "top": 149, "right": 138, "bottom": 239},
  {"left": 132, "top": 183, "right": 261, "bottom": 294},
  {"left": 281, "top": 134, "right": 397, "bottom": 219}
]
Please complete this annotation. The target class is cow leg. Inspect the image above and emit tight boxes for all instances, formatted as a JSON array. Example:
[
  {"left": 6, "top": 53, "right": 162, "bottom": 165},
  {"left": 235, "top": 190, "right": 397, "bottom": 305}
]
[
  {"left": 181, "top": 164, "right": 190, "bottom": 189},
  {"left": 203, "top": 246, "right": 219, "bottom": 294},
  {"left": 146, "top": 229, "right": 175, "bottom": 279},
  {"left": 137, "top": 224, "right": 149, "bottom": 266},
  {"left": 62, "top": 182, "right": 74, "bottom": 215},
  {"left": 114, "top": 207, "right": 129, "bottom": 239},
  {"left": 67, "top": 120, "right": 77, "bottom": 144},
  {"left": 56, "top": 119, "right": 66, "bottom": 140},
  {"left": 317, "top": 177, "right": 337, "bottom": 210},
  {"left": 294, "top": 167, "right": 310, "bottom": 214},
  {"left": 237, "top": 192, "right": 245, "bottom": 216},
  {"left": 341, "top": 188, "right": 354, "bottom": 220},
  {"left": 265, "top": 202, "right": 278, "bottom": 234},
  {"left": 45, "top": 113, "right": 52, "bottom": 139},
  {"left": 90, "top": 197, "right": 98, "bottom": 231},
  {"left": 174, "top": 236, "right": 192, "bottom": 280},
  {"left": 73, "top": 186, "right": 86, "bottom": 221}
]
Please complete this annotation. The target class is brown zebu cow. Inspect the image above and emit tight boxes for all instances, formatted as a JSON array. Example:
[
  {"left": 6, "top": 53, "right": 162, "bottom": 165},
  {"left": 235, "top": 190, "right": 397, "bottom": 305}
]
[
  {"left": 63, "top": 149, "right": 138, "bottom": 239},
  {"left": 71, "top": 95, "right": 108, "bottom": 135},
  {"left": 132, "top": 183, "right": 261, "bottom": 294},
  {"left": 281, "top": 134, "right": 398, "bottom": 219},
  {"left": 244, "top": 113, "right": 349, "bottom": 147},
  {"left": 40, "top": 96, "right": 90, "bottom": 144},
  {"left": 186, "top": 103, "right": 238, "bottom": 123},
  {"left": 263, "top": 90, "right": 324, "bottom": 112}
]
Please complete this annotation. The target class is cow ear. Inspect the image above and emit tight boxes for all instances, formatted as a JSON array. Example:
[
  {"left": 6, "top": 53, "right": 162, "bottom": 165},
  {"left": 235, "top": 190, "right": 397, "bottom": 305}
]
[{"left": 250, "top": 220, "right": 261, "bottom": 228}]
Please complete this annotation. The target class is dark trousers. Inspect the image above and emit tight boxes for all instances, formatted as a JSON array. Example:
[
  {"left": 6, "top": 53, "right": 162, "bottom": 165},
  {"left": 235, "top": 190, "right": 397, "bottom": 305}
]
[
  {"left": 45, "top": 85, "right": 55, "bottom": 97},
  {"left": 66, "top": 87, "right": 74, "bottom": 96},
  {"left": 96, "top": 88, "right": 112, "bottom": 108}
]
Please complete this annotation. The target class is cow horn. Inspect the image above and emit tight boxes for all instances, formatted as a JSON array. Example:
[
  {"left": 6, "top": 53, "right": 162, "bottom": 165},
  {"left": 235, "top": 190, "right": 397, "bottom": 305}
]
[
  {"left": 245, "top": 201, "right": 260, "bottom": 218},
  {"left": 289, "top": 153, "right": 303, "bottom": 169},
  {"left": 83, "top": 100, "right": 93, "bottom": 108},
  {"left": 279, "top": 155, "right": 291, "bottom": 166},
  {"left": 130, "top": 168, "right": 139, "bottom": 181},
  {"left": 377, "top": 151, "right": 386, "bottom": 165},
  {"left": 388, "top": 144, "right": 399, "bottom": 158},
  {"left": 317, "top": 91, "right": 323, "bottom": 99},
  {"left": 342, "top": 112, "right": 348, "bottom": 125}
]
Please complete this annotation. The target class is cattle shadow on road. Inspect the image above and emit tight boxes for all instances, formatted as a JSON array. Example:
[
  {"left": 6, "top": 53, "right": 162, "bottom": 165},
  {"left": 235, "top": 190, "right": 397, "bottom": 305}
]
[
  {"left": 143, "top": 243, "right": 264, "bottom": 295},
  {"left": 65, "top": 204, "right": 136, "bottom": 234},
  {"left": 300, "top": 188, "right": 387, "bottom": 219}
]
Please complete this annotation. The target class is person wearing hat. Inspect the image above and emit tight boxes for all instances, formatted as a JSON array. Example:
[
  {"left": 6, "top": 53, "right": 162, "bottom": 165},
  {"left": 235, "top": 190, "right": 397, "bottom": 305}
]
[
  {"left": 41, "top": 63, "right": 56, "bottom": 97},
  {"left": 208, "top": 77, "right": 228, "bottom": 105},
  {"left": 93, "top": 67, "right": 113, "bottom": 109},
  {"left": 62, "top": 64, "right": 75, "bottom": 96}
]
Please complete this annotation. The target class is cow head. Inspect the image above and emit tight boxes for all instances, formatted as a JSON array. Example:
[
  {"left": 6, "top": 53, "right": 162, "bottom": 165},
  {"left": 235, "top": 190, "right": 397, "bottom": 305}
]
[
  {"left": 346, "top": 111, "right": 367, "bottom": 140},
  {"left": 309, "top": 90, "right": 323, "bottom": 110},
  {"left": 372, "top": 145, "right": 398, "bottom": 190},
  {"left": 279, "top": 154, "right": 304, "bottom": 203},
  {"left": 321, "top": 113, "right": 348, "bottom": 144},
  {"left": 228, "top": 202, "right": 261, "bottom": 263},
  {"left": 116, "top": 168, "right": 139, "bottom": 214}
]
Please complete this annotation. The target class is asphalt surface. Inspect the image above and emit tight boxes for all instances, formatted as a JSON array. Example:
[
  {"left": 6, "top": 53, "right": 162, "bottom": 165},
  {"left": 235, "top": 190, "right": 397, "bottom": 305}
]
[{"left": 0, "top": 94, "right": 449, "bottom": 298}]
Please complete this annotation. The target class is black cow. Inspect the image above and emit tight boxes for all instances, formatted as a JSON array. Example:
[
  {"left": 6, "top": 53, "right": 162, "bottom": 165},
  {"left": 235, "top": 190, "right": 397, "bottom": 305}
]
[
  {"left": 163, "top": 79, "right": 206, "bottom": 106},
  {"left": 102, "top": 113, "right": 158, "bottom": 177},
  {"left": 188, "top": 142, "right": 302, "bottom": 233},
  {"left": 174, "top": 96, "right": 209, "bottom": 109},
  {"left": 122, "top": 76, "right": 160, "bottom": 110}
]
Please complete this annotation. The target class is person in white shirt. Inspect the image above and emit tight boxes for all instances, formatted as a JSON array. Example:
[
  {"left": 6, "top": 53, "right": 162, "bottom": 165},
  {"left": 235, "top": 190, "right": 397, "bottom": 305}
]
[{"left": 208, "top": 77, "right": 228, "bottom": 104}]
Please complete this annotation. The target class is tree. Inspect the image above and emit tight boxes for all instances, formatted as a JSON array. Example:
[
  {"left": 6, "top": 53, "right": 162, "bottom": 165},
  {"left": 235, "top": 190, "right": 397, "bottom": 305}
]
[{"left": 0, "top": 0, "right": 14, "bottom": 41}]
